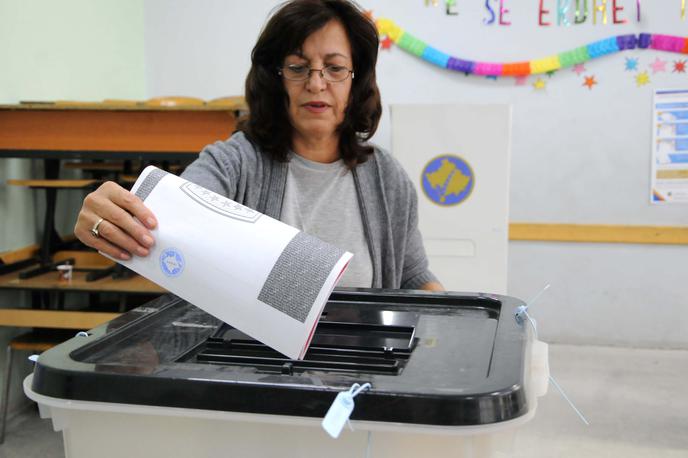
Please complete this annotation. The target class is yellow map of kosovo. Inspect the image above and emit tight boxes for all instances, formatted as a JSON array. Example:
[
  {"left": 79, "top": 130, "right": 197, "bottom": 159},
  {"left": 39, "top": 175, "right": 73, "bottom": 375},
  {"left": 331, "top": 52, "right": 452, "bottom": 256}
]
[{"left": 425, "top": 159, "right": 470, "bottom": 203}]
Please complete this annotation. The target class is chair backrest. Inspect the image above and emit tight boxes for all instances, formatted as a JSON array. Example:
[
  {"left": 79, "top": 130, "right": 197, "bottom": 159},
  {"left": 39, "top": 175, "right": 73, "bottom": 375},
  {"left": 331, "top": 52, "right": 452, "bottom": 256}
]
[{"left": 145, "top": 96, "right": 205, "bottom": 107}]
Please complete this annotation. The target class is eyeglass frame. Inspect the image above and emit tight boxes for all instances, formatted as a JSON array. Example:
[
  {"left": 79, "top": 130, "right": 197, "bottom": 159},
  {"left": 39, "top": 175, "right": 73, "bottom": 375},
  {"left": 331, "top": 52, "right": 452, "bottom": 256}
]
[{"left": 278, "top": 64, "right": 355, "bottom": 83}]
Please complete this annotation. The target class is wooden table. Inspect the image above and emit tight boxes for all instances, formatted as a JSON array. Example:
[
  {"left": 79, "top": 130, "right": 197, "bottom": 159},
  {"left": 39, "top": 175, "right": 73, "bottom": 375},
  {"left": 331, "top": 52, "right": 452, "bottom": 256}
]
[{"left": 0, "top": 99, "right": 245, "bottom": 159}]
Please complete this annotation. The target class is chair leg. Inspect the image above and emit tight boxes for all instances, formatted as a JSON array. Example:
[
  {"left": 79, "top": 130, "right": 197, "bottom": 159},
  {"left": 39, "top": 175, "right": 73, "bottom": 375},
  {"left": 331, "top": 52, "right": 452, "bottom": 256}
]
[{"left": 0, "top": 345, "right": 14, "bottom": 444}]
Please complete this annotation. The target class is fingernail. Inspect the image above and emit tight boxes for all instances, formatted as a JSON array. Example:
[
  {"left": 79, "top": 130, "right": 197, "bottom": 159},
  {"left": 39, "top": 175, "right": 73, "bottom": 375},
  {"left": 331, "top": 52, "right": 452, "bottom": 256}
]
[
  {"left": 142, "top": 235, "right": 154, "bottom": 247},
  {"left": 120, "top": 252, "right": 131, "bottom": 260},
  {"left": 136, "top": 246, "right": 148, "bottom": 256},
  {"left": 146, "top": 217, "right": 156, "bottom": 228}
]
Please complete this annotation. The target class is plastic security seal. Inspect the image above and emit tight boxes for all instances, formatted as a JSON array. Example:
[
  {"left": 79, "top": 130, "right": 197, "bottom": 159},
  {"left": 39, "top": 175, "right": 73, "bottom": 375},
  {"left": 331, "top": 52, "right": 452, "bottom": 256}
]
[
  {"left": 322, "top": 383, "right": 371, "bottom": 438},
  {"left": 515, "top": 284, "right": 589, "bottom": 426}
]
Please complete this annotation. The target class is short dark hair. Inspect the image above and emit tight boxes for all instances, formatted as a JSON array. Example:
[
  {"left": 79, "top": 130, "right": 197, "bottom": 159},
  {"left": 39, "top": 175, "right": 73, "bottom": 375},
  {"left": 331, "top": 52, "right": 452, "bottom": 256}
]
[{"left": 237, "top": 0, "right": 382, "bottom": 166}]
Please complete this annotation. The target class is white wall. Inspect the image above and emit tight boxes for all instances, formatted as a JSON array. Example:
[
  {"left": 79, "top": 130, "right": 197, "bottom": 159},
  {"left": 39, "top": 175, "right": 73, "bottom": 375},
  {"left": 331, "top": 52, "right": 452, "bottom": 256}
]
[
  {"left": 0, "top": 0, "right": 146, "bottom": 105},
  {"left": 143, "top": 0, "right": 688, "bottom": 348},
  {"left": 144, "top": 0, "right": 277, "bottom": 100}
]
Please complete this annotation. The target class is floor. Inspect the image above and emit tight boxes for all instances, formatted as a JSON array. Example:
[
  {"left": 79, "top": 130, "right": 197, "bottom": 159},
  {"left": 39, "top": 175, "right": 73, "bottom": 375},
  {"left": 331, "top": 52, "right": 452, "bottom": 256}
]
[
  {"left": 0, "top": 343, "right": 686, "bottom": 457},
  {"left": 513, "top": 344, "right": 688, "bottom": 458},
  {"left": 0, "top": 404, "right": 62, "bottom": 458}
]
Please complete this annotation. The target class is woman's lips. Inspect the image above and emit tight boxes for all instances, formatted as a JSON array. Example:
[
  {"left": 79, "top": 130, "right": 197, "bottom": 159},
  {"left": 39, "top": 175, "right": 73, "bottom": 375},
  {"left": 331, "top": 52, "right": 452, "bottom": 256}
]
[{"left": 302, "top": 102, "right": 329, "bottom": 113}]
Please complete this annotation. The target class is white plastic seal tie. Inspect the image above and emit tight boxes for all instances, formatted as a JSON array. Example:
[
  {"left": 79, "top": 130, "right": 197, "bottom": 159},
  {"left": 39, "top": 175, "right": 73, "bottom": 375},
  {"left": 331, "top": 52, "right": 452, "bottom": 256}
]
[
  {"left": 75, "top": 331, "right": 89, "bottom": 337},
  {"left": 322, "top": 382, "right": 371, "bottom": 439},
  {"left": 515, "top": 283, "right": 550, "bottom": 330},
  {"left": 515, "top": 284, "right": 590, "bottom": 426}
]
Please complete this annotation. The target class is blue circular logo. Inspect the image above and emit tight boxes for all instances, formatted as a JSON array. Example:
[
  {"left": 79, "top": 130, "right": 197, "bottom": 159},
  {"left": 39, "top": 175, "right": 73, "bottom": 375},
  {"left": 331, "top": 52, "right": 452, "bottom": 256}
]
[
  {"left": 421, "top": 155, "right": 474, "bottom": 206},
  {"left": 159, "top": 248, "right": 185, "bottom": 277}
]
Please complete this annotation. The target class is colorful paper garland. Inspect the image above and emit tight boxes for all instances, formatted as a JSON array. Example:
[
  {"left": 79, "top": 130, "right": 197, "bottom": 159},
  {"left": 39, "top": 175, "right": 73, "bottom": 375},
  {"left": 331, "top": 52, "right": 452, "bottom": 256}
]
[{"left": 376, "top": 18, "right": 688, "bottom": 77}]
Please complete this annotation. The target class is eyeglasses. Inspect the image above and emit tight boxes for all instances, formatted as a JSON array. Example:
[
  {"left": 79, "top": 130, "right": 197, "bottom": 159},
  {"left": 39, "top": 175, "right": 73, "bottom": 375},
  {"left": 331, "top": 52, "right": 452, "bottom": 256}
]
[{"left": 279, "top": 64, "right": 354, "bottom": 82}]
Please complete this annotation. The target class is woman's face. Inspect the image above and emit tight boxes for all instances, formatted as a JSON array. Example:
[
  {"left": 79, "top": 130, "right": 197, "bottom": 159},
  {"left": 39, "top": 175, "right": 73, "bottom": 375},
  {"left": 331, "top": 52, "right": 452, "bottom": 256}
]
[{"left": 282, "top": 20, "right": 353, "bottom": 145}]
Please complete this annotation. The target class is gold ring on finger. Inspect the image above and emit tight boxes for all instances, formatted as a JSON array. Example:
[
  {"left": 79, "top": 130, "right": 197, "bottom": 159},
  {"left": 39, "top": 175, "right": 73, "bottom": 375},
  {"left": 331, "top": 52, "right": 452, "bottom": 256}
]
[{"left": 91, "top": 217, "right": 105, "bottom": 238}]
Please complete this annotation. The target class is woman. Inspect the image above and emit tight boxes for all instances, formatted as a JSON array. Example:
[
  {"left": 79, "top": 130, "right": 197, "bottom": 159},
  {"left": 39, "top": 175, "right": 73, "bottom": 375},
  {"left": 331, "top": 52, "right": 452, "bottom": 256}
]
[{"left": 74, "top": 0, "right": 442, "bottom": 291}]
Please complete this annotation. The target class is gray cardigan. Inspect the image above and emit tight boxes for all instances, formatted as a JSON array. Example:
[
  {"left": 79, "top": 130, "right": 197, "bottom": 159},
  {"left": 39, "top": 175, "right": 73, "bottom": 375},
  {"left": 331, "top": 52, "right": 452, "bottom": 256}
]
[{"left": 181, "top": 132, "right": 438, "bottom": 290}]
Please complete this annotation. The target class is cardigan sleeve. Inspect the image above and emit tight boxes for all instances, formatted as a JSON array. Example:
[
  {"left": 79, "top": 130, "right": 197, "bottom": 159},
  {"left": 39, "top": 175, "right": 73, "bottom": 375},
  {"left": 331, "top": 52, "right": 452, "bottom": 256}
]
[
  {"left": 180, "top": 136, "right": 243, "bottom": 199},
  {"left": 374, "top": 149, "right": 439, "bottom": 290},
  {"left": 399, "top": 175, "right": 440, "bottom": 290}
]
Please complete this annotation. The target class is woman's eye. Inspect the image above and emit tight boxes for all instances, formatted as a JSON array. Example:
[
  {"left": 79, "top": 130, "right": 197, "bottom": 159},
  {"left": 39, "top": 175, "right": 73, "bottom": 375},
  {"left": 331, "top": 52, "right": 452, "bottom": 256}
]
[
  {"left": 327, "top": 65, "right": 346, "bottom": 73},
  {"left": 288, "top": 64, "right": 308, "bottom": 73}
]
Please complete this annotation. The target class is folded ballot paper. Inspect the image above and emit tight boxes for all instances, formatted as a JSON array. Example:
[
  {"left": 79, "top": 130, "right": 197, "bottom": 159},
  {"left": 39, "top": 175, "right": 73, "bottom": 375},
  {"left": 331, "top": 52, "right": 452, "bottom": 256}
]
[{"left": 116, "top": 166, "right": 352, "bottom": 360}]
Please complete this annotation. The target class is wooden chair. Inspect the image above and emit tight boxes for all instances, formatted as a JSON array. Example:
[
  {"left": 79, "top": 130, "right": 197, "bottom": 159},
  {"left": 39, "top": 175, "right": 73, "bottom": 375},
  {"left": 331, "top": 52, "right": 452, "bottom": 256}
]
[
  {"left": 144, "top": 96, "right": 205, "bottom": 107},
  {"left": 0, "top": 244, "right": 40, "bottom": 277},
  {"left": 207, "top": 96, "right": 246, "bottom": 109},
  {"left": 101, "top": 99, "right": 142, "bottom": 107},
  {"left": 4, "top": 180, "right": 101, "bottom": 279},
  {"left": 5, "top": 179, "right": 101, "bottom": 189}
]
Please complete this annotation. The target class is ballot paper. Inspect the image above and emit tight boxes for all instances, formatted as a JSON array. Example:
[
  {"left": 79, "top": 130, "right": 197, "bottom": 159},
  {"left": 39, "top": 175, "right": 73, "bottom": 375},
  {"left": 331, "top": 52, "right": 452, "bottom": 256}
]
[{"left": 115, "top": 166, "right": 352, "bottom": 360}]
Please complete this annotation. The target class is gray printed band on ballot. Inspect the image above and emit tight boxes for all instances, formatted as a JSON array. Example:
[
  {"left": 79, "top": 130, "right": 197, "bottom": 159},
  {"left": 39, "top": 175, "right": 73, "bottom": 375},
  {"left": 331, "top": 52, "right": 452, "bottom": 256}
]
[
  {"left": 258, "top": 232, "right": 345, "bottom": 323},
  {"left": 134, "top": 168, "right": 169, "bottom": 201}
]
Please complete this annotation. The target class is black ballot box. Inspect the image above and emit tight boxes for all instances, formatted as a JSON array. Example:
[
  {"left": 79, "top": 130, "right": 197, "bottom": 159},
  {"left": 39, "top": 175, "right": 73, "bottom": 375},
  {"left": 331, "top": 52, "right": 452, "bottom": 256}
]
[{"left": 25, "top": 289, "right": 549, "bottom": 458}]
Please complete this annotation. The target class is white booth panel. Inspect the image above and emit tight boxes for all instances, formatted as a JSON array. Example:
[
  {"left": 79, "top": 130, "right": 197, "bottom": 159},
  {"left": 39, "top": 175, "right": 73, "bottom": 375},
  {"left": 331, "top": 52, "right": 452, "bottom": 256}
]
[{"left": 391, "top": 104, "right": 511, "bottom": 294}]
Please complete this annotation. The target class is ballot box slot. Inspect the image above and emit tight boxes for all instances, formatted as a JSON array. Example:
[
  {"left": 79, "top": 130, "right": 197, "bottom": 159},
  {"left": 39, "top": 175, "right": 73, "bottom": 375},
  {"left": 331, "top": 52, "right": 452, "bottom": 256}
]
[
  {"left": 328, "top": 290, "right": 501, "bottom": 317},
  {"left": 203, "top": 339, "right": 411, "bottom": 361},
  {"left": 200, "top": 348, "right": 402, "bottom": 365},
  {"left": 180, "top": 318, "right": 417, "bottom": 375},
  {"left": 195, "top": 353, "right": 401, "bottom": 374},
  {"left": 204, "top": 340, "right": 412, "bottom": 359}
]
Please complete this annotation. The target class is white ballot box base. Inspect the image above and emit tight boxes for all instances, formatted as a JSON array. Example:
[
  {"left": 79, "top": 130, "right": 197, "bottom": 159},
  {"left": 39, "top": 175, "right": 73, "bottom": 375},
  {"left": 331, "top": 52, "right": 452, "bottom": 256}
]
[{"left": 25, "top": 374, "right": 536, "bottom": 458}]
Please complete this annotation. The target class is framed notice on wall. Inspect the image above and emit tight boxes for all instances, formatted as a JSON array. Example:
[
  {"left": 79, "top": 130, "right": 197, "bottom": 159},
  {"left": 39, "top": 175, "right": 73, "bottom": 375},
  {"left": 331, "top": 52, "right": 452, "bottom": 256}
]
[{"left": 652, "top": 89, "right": 688, "bottom": 204}]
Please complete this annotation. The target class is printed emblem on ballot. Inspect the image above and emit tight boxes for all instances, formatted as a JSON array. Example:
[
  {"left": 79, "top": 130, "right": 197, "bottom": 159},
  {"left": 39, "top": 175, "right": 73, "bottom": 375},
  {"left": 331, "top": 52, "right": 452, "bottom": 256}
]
[
  {"left": 160, "top": 248, "right": 185, "bottom": 277},
  {"left": 180, "top": 182, "right": 261, "bottom": 223}
]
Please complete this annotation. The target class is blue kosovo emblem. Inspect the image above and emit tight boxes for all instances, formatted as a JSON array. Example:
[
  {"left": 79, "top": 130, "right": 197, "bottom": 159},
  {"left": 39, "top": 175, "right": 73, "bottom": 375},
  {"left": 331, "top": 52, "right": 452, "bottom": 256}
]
[
  {"left": 159, "top": 248, "right": 185, "bottom": 277},
  {"left": 421, "top": 155, "right": 474, "bottom": 206}
]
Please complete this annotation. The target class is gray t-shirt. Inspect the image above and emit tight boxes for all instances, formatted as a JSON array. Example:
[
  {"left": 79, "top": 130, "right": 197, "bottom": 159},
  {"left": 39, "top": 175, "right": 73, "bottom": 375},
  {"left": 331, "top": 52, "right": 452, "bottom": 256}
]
[{"left": 280, "top": 153, "right": 373, "bottom": 288}]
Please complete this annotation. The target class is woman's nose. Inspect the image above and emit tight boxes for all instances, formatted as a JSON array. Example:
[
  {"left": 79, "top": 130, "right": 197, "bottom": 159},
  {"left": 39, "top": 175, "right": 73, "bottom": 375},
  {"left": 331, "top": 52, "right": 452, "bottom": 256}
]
[{"left": 306, "top": 70, "right": 327, "bottom": 91}]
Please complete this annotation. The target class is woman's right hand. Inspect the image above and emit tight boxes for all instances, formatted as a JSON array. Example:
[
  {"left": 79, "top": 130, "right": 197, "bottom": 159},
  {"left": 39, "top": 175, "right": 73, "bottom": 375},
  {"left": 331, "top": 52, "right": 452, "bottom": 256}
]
[{"left": 74, "top": 181, "right": 157, "bottom": 260}]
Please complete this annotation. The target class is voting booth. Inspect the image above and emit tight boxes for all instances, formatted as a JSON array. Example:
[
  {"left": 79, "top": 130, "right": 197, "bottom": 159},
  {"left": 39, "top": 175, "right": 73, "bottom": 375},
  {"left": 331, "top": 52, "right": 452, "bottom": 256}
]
[
  {"left": 25, "top": 289, "right": 548, "bottom": 458},
  {"left": 391, "top": 104, "right": 512, "bottom": 294}
]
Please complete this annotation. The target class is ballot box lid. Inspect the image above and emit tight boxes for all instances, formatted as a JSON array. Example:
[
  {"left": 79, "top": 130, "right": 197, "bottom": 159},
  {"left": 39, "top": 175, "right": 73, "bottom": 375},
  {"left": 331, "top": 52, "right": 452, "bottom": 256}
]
[{"left": 31, "top": 289, "right": 533, "bottom": 426}]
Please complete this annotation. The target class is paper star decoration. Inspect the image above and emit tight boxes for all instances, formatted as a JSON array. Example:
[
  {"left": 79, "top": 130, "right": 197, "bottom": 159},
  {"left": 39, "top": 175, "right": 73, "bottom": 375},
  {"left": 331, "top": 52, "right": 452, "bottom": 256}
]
[
  {"left": 583, "top": 75, "right": 597, "bottom": 90},
  {"left": 572, "top": 64, "right": 586, "bottom": 75},
  {"left": 625, "top": 57, "right": 639, "bottom": 71},
  {"left": 515, "top": 76, "right": 528, "bottom": 86},
  {"left": 381, "top": 36, "right": 393, "bottom": 50},
  {"left": 533, "top": 78, "right": 546, "bottom": 90},
  {"left": 636, "top": 71, "right": 650, "bottom": 87},
  {"left": 650, "top": 58, "right": 667, "bottom": 74},
  {"left": 674, "top": 60, "right": 687, "bottom": 73}
]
